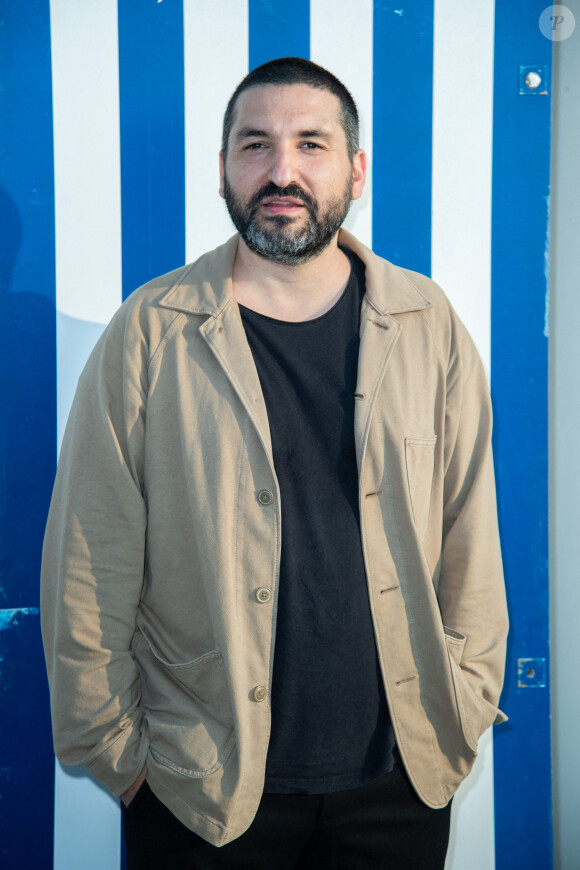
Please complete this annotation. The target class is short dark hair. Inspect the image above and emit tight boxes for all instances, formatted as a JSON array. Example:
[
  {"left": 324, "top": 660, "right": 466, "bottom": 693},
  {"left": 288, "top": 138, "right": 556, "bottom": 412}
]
[{"left": 221, "top": 57, "right": 360, "bottom": 160}]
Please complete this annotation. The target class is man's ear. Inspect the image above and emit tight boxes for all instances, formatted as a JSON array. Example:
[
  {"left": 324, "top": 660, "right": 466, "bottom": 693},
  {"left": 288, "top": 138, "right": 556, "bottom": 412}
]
[
  {"left": 219, "top": 152, "right": 225, "bottom": 199},
  {"left": 351, "top": 150, "right": 367, "bottom": 202}
]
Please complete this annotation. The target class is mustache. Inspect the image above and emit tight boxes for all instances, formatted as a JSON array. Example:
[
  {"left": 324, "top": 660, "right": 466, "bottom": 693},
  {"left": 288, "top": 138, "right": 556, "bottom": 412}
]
[{"left": 248, "top": 182, "right": 317, "bottom": 213}]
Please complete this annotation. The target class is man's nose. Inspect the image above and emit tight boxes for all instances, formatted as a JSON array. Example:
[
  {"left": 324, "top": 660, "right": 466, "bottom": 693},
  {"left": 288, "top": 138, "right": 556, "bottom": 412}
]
[{"left": 267, "top": 144, "right": 300, "bottom": 188}]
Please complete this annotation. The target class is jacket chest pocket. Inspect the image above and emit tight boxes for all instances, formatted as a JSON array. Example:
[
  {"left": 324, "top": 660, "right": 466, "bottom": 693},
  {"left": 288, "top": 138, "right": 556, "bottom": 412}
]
[{"left": 404, "top": 436, "right": 437, "bottom": 541}]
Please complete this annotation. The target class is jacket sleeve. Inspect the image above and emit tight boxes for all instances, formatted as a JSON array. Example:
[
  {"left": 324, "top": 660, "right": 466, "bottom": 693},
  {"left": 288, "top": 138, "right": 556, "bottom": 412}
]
[
  {"left": 41, "top": 302, "right": 151, "bottom": 796},
  {"left": 436, "top": 310, "right": 509, "bottom": 725}
]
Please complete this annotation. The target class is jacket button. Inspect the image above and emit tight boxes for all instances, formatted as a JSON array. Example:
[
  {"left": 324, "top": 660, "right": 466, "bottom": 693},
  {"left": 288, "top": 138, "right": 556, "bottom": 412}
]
[
  {"left": 257, "top": 489, "right": 273, "bottom": 505},
  {"left": 256, "top": 587, "right": 272, "bottom": 603},
  {"left": 253, "top": 685, "right": 267, "bottom": 702}
]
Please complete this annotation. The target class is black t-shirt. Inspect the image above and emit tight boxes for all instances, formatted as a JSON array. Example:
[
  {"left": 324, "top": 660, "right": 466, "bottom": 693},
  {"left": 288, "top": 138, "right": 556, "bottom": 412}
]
[{"left": 240, "top": 249, "right": 395, "bottom": 794}]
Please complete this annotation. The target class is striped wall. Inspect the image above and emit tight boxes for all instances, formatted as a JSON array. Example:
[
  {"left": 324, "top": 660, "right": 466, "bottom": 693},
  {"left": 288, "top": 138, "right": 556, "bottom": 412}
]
[{"left": 0, "top": 1, "right": 552, "bottom": 867}]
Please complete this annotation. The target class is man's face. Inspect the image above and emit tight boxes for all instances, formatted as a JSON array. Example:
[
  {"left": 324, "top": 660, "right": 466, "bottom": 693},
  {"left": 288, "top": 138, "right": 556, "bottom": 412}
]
[{"left": 219, "top": 84, "right": 366, "bottom": 266}]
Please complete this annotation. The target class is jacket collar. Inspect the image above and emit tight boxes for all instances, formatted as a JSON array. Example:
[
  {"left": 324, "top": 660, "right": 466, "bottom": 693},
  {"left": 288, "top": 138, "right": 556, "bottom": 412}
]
[
  {"left": 337, "top": 229, "right": 431, "bottom": 315},
  {"left": 159, "top": 234, "right": 239, "bottom": 316},
  {"left": 159, "top": 229, "right": 431, "bottom": 318}
]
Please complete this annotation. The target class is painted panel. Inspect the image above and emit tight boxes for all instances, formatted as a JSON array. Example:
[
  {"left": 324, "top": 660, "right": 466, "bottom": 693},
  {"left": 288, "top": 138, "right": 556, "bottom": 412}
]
[
  {"left": 249, "top": 0, "right": 310, "bottom": 68},
  {"left": 0, "top": 0, "right": 57, "bottom": 608},
  {"left": 372, "top": 0, "right": 434, "bottom": 275},
  {"left": 0, "top": 609, "right": 53, "bottom": 865},
  {"left": 118, "top": 0, "right": 185, "bottom": 299},
  {"left": 491, "top": 3, "right": 553, "bottom": 868},
  {"left": 0, "top": 3, "right": 56, "bottom": 864}
]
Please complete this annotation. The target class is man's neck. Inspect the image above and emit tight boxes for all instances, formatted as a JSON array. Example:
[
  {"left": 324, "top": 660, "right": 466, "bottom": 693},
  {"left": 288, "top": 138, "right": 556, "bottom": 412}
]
[{"left": 232, "top": 235, "right": 351, "bottom": 322}]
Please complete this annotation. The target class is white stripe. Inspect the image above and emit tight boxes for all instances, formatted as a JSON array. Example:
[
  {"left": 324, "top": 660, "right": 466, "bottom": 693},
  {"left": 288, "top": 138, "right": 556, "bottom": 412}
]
[
  {"left": 51, "top": 0, "right": 123, "bottom": 449},
  {"left": 184, "top": 0, "right": 249, "bottom": 263},
  {"left": 50, "top": 1, "right": 123, "bottom": 866},
  {"left": 446, "top": 731, "right": 496, "bottom": 870},
  {"left": 431, "top": 0, "right": 495, "bottom": 378},
  {"left": 54, "top": 762, "right": 122, "bottom": 870},
  {"left": 310, "top": 0, "right": 374, "bottom": 248},
  {"left": 431, "top": 1, "right": 496, "bottom": 865},
  {"left": 50, "top": 0, "right": 122, "bottom": 326}
]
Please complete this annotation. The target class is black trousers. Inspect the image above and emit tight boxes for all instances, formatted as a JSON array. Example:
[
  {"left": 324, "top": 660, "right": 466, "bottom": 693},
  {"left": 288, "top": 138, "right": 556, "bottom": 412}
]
[{"left": 123, "top": 763, "right": 451, "bottom": 869}]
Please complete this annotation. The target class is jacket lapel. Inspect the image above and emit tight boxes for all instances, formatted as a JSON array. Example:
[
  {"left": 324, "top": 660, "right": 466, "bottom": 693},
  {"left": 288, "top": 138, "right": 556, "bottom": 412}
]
[
  {"left": 354, "top": 307, "right": 401, "bottom": 471},
  {"left": 336, "top": 229, "right": 432, "bottom": 471},
  {"left": 200, "top": 308, "right": 273, "bottom": 460},
  {"left": 159, "top": 234, "right": 274, "bottom": 461}
]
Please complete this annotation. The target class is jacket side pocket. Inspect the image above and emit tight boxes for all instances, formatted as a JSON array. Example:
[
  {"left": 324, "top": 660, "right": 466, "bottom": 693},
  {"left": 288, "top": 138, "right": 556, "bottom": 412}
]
[
  {"left": 133, "top": 626, "right": 235, "bottom": 779},
  {"left": 444, "top": 626, "right": 502, "bottom": 754},
  {"left": 405, "top": 436, "right": 437, "bottom": 541}
]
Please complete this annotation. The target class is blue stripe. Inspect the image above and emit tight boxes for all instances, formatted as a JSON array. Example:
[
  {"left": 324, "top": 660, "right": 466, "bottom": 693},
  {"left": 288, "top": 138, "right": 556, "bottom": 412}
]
[
  {"left": 249, "top": 0, "right": 310, "bottom": 70},
  {"left": 0, "top": 1, "right": 56, "bottom": 865},
  {"left": 118, "top": 0, "right": 185, "bottom": 300},
  {"left": 372, "top": 0, "right": 433, "bottom": 274},
  {"left": 0, "top": 609, "right": 55, "bottom": 867},
  {"left": 491, "top": 2, "right": 553, "bottom": 867}
]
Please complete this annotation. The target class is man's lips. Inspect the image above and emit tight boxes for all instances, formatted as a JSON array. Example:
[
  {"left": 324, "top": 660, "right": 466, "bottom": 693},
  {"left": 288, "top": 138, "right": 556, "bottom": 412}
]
[{"left": 261, "top": 197, "right": 305, "bottom": 212}]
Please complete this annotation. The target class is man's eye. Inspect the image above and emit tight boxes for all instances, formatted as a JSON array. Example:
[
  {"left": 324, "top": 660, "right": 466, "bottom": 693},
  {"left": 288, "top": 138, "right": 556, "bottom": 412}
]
[
  {"left": 301, "top": 142, "right": 321, "bottom": 150},
  {"left": 244, "top": 142, "right": 266, "bottom": 151}
]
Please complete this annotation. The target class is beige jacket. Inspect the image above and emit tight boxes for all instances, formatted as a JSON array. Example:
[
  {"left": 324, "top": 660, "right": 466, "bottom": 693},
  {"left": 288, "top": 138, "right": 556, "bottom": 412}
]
[{"left": 41, "top": 230, "right": 508, "bottom": 846}]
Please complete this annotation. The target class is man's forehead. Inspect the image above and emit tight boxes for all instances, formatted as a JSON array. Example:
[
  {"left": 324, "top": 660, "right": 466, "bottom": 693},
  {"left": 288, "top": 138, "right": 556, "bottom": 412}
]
[{"left": 230, "top": 84, "right": 343, "bottom": 132}]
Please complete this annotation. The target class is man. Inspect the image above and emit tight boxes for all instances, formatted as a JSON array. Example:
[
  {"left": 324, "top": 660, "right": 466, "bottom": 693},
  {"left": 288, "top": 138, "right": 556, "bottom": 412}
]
[{"left": 41, "top": 57, "right": 508, "bottom": 869}]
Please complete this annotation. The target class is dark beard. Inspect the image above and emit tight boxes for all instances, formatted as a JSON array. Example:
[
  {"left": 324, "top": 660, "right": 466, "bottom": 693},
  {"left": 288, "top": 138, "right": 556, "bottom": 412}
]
[{"left": 223, "top": 177, "right": 352, "bottom": 266}]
